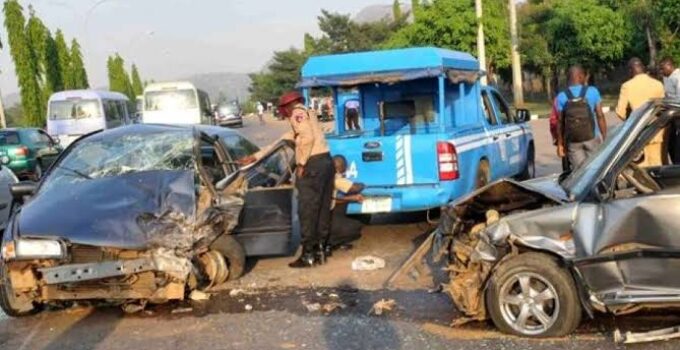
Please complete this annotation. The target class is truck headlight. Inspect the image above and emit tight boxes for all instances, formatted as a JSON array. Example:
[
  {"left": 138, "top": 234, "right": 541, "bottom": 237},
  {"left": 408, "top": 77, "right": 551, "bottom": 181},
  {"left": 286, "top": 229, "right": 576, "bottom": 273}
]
[{"left": 1, "top": 239, "right": 65, "bottom": 260}]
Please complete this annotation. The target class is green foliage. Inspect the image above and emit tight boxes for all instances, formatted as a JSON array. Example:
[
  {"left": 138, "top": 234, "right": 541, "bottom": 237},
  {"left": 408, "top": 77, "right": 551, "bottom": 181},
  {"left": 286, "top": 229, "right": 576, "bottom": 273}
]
[
  {"left": 130, "top": 64, "right": 144, "bottom": 96},
  {"left": 26, "top": 7, "right": 63, "bottom": 107},
  {"left": 69, "top": 39, "right": 89, "bottom": 89},
  {"left": 392, "top": 1, "right": 402, "bottom": 21},
  {"left": 107, "top": 54, "right": 134, "bottom": 100},
  {"left": 386, "top": 0, "right": 510, "bottom": 71},
  {"left": 54, "top": 29, "right": 72, "bottom": 89},
  {"left": 249, "top": 48, "right": 307, "bottom": 103},
  {"left": 4, "top": 0, "right": 43, "bottom": 126},
  {"left": 654, "top": 0, "right": 680, "bottom": 63}
]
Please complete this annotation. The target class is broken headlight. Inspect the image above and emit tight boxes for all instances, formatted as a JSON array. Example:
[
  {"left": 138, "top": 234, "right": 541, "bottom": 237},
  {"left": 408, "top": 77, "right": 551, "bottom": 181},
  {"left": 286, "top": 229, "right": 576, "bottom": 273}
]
[{"left": 1, "top": 239, "right": 66, "bottom": 260}]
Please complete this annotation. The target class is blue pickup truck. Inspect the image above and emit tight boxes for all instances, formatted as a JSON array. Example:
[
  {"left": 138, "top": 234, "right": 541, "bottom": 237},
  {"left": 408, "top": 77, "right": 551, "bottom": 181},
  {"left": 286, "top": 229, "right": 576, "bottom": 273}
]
[{"left": 300, "top": 47, "right": 535, "bottom": 214}]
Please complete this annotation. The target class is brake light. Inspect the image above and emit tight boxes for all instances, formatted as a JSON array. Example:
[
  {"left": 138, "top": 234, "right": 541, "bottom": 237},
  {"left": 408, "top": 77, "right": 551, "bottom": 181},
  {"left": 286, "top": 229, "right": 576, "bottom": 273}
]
[
  {"left": 437, "top": 141, "right": 459, "bottom": 181},
  {"left": 13, "top": 146, "right": 28, "bottom": 157}
]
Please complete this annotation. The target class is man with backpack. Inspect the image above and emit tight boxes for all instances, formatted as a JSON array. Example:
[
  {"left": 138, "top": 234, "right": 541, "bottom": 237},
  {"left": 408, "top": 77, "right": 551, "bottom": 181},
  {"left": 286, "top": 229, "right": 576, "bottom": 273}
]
[{"left": 556, "top": 65, "right": 608, "bottom": 169}]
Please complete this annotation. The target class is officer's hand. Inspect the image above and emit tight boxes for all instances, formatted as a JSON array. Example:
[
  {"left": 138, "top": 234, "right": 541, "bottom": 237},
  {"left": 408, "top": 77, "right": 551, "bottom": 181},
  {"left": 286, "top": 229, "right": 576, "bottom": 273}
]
[
  {"left": 353, "top": 194, "right": 365, "bottom": 203},
  {"left": 556, "top": 144, "right": 565, "bottom": 158},
  {"left": 295, "top": 166, "right": 305, "bottom": 178}
]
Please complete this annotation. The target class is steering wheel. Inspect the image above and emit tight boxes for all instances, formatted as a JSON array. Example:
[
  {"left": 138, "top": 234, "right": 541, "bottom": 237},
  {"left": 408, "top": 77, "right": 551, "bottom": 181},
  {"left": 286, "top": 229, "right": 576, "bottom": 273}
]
[{"left": 622, "top": 163, "right": 661, "bottom": 194}]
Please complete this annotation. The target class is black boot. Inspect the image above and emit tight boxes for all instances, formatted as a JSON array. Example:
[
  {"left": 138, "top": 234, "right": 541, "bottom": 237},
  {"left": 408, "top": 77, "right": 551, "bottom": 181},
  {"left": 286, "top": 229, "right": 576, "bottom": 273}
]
[
  {"left": 315, "top": 244, "right": 327, "bottom": 265},
  {"left": 289, "top": 249, "right": 316, "bottom": 268}
]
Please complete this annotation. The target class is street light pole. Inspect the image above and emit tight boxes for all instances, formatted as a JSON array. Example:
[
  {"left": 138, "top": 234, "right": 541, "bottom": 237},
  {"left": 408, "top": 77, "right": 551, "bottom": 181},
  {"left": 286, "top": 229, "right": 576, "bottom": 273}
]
[
  {"left": 475, "top": 0, "right": 487, "bottom": 86},
  {"left": 509, "top": 0, "right": 524, "bottom": 106}
]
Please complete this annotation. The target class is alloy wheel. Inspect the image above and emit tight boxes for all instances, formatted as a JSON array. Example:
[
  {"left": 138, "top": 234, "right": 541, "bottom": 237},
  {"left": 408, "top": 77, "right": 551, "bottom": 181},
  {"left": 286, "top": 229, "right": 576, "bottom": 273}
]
[{"left": 498, "top": 272, "right": 560, "bottom": 336}]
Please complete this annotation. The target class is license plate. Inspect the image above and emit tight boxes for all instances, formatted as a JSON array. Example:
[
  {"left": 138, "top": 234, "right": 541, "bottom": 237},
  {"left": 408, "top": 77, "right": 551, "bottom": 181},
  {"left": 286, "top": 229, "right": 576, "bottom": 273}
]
[{"left": 361, "top": 197, "right": 392, "bottom": 213}]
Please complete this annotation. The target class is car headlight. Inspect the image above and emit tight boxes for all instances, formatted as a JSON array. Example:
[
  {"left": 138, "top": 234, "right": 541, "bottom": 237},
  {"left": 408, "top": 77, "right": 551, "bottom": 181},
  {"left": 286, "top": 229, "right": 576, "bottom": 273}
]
[{"left": 1, "top": 239, "right": 66, "bottom": 260}]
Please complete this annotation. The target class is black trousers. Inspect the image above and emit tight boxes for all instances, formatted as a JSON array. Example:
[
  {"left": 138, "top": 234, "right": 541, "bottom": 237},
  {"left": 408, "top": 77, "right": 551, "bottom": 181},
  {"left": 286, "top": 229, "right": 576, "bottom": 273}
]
[
  {"left": 328, "top": 203, "right": 363, "bottom": 247},
  {"left": 296, "top": 153, "right": 334, "bottom": 251}
]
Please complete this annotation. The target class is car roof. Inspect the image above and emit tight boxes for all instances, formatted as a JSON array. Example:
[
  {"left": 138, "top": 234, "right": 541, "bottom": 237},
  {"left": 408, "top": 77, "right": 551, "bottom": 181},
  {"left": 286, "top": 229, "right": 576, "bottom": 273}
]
[
  {"left": 49, "top": 90, "right": 129, "bottom": 102},
  {"left": 82, "top": 124, "right": 245, "bottom": 143}
]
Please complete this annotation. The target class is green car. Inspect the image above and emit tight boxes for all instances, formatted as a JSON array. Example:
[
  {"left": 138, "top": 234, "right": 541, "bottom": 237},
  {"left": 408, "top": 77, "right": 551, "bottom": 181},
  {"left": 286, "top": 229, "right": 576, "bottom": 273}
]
[{"left": 0, "top": 128, "right": 62, "bottom": 180}]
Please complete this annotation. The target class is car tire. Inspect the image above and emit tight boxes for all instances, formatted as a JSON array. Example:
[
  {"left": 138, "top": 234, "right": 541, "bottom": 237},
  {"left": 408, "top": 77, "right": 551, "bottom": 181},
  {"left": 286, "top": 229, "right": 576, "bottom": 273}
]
[
  {"left": 486, "top": 252, "right": 582, "bottom": 338},
  {"left": 211, "top": 235, "right": 246, "bottom": 280},
  {"left": 518, "top": 143, "right": 536, "bottom": 180},
  {"left": 0, "top": 262, "right": 40, "bottom": 317},
  {"left": 476, "top": 160, "right": 490, "bottom": 189}
]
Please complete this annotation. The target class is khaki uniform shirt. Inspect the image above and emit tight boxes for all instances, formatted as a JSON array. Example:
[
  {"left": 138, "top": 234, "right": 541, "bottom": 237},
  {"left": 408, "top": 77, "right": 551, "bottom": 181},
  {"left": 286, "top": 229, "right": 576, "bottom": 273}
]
[
  {"left": 616, "top": 74, "right": 666, "bottom": 167},
  {"left": 332, "top": 174, "right": 354, "bottom": 210},
  {"left": 289, "top": 103, "right": 329, "bottom": 166}
]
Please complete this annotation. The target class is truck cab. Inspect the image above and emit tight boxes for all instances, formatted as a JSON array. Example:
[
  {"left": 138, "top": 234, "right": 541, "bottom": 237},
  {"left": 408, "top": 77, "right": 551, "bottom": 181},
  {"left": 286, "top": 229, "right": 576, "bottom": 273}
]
[{"left": 300, "top": 47, "right": 535, "bottom": 214}]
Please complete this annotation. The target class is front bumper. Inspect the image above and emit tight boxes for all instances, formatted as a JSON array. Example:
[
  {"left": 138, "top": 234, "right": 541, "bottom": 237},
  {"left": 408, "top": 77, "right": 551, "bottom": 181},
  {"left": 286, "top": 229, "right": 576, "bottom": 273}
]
[{"left": 217, "top": 117, "right": 243, "bottom": 126}]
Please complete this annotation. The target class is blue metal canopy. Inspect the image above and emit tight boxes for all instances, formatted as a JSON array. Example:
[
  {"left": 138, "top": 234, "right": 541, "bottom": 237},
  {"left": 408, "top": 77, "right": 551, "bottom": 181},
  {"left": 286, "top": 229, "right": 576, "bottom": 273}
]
[{"left": 300, "top": 47, "right": 480, "bottom": 88}]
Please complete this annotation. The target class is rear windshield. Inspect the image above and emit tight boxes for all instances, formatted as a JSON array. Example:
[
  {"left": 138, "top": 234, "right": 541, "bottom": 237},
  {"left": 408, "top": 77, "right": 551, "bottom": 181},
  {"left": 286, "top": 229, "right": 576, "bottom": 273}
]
[
  {"left": 0, "top": 131, "right": 20, "bottom": 145},
  {"left": 145, "top": 89, "right": 198, "bottom": 111},
  {"left": 49, "top": 99, "right": 102, "bottom": 120}
]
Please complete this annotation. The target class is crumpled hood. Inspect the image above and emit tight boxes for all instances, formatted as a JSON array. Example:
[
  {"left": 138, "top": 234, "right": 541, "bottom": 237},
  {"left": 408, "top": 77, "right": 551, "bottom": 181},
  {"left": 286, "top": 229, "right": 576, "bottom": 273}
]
[
  {"left": 519, "top": 174, "right": 569, "bottom": 202},
  {"left": 15, "top": 170, "right": 197, "bottom": 250}
]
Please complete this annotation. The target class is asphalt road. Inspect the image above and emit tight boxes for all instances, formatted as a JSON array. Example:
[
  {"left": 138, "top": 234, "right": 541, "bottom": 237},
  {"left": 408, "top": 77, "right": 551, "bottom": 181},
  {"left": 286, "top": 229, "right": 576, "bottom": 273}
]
[{"left": 2, "top": 113, "right": 665, "bottom": 350}]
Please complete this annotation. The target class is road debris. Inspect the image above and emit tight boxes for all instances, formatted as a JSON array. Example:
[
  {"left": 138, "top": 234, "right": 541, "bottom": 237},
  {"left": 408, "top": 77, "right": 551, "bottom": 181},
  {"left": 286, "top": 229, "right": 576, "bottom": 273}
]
[
  {"left": 189, "top": 290, "right": 211, "bottom": 301},
  {"left": 321, "top": 302, "right": 347, "bottom": 314},
  {"left": 121, "top": 303, "right": 146, "bottom": 314},
  {"left": 614, "top": 325, "right": 680, "bottom": 344},
  {"left": 351, "top": 256, "right": 386, "bottom": 271},
  {"left": 244, "top": 304, "right": 253, "bottom": 312},
  {"left": 370, "top": 298, "right": 396, "bottom": 315},
  {"left": 171, "top": 307, "right": 193, "bottom": 314},
  {"left": 303, "top": 301, "right": 321, "bottom": 312}
]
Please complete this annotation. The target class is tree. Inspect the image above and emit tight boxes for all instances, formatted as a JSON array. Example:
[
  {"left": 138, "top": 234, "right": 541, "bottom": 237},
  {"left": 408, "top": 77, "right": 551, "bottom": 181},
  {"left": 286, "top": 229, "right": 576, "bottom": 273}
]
[
  {"left": 249, "top": 48, "right": 307, "bottom": 103},
  {"left": 654, "top": 0, "right": 680, "bottom": 63},
  {"left": 4, "top": 0, "right": 43, "bottom": 126},
  {"left": 26, "top": 7, "right": 62, "bottom": 104},
  {"left": 130, "top": 64, "right": 144, "bottom": 96},
  {"left": 393, "top": 1, "right": 403, "bottom": 21},
  {"left": 69, "top": 39, "right": 89, "bottom": 89},
  {"left": 54, "top": 29, "right": 72, "bottom": 89},
  {"left": 107, "top": 54, "right": 133, "bottom": 100},
  {"left": 411, "top": 0, "right": 420, "bottom": 18}
]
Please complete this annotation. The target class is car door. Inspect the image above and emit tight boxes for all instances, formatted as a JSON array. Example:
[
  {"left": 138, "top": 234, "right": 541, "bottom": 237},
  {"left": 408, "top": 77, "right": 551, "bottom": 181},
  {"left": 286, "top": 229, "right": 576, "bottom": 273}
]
[
  {"left": 36, "top": 130, "right": 61, "bottom": 168},
  {"left": 231, "top": 141, "right": 298, "bottom": 257},
  {"left": 0, "top": 166, "right": 16, "bottom": 231},
  {"left": 480, "top": 90, "right": 505, "bottom": 180},
  {"left": 488, "top": 90, "right": 523, "bottom": 176}
]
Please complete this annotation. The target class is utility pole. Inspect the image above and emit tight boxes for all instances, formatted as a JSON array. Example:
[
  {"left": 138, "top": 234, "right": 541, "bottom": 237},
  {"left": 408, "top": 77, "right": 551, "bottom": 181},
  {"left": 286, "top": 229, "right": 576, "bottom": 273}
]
[
  {"left": 475, "top": 0, "right": 487, "bottom": 86},
  {"left": 509, "top": 0, "right": 524, "bottom": 106}
]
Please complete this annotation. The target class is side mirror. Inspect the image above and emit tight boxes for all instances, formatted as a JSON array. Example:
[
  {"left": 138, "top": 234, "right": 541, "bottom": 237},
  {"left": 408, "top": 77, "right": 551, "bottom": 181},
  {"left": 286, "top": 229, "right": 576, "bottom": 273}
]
[
  {"left": 516, "top": 108, "right": 531, "bottom": 123},
  {"left": 53, "top": 137, "right": 61, "bottom": 145},
  {"left": 10, "top": 181, "right": 38, "bottom": 200}
]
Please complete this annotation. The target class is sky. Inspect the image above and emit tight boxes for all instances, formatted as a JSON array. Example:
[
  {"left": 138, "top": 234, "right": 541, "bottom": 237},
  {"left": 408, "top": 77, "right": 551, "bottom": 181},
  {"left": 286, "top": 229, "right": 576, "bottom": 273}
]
[{"left": 0, "top": 0, "right": 394, "bottom": 95}]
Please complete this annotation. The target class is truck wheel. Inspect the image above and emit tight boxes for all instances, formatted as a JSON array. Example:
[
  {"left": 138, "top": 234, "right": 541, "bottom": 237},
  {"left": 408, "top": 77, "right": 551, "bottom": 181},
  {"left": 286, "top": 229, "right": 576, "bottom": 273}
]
[
  {"left": 211, "top": 235, "right": 246, "bottom": 280},
  {"left": 0, "top": 262, "right": 40, "bottom": 317},
  {"left": 485, "top": 252, "right": 582, "bottom": 337},
  {"left": 518, "top": 144, "right": 536, "bottom": 180},
  {"left": 476, "top": 160, "right": 490, "bottom": 189}
]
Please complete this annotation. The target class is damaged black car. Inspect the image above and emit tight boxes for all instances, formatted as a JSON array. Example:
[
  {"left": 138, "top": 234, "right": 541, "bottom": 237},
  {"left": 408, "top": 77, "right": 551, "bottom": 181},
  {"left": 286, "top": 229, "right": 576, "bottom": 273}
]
[
  {"left": 0, "top": 124, "right": 298, "bottom": 316},
  {"left": 439, "top": 100, "right": 680, "bottom": 337}
]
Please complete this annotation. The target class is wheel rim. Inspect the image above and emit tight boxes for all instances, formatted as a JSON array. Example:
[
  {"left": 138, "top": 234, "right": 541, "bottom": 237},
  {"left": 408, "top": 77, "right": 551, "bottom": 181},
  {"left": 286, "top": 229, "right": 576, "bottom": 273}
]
[{"left": 498, "top": 272, "right": 560, "bottom": 336}]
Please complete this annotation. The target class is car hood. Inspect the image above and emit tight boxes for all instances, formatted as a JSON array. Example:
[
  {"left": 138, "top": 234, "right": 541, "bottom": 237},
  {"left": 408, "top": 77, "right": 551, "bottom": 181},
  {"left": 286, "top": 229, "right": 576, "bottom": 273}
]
[
  {"left": 519, "top": 174, "right": 569, "bottom": 202},
  {"left": 14, "top": 170, "right": 197, "bottom": 250}
]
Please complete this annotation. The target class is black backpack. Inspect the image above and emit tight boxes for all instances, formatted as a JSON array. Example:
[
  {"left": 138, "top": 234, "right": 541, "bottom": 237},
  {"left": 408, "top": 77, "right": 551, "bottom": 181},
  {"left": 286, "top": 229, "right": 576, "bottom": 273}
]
[{"left": 562, "top": 87, "right": 595, "bottom": 143}]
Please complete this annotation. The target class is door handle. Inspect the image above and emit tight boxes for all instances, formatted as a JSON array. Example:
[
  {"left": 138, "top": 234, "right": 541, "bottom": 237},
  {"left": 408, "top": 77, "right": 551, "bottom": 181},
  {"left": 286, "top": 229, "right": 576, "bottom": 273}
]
[
  {"left": 493, "top": 136, "right": 499, "bottom": 141},
  {"left": 505, "top": 133, "right": 511, "bottom": 137}
]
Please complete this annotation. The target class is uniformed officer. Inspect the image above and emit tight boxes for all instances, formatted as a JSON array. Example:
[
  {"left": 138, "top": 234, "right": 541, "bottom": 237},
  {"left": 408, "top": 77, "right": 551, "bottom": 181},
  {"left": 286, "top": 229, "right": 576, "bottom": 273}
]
[{"left": 277, "top": 91, "right": 334, "bottom": 268}]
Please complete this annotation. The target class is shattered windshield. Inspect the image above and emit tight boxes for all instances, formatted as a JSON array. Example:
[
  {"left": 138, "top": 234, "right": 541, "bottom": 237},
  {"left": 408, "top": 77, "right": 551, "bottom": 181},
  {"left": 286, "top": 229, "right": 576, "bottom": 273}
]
[{"left": 40, "top": 130, "right": 195, "bottom": 193}]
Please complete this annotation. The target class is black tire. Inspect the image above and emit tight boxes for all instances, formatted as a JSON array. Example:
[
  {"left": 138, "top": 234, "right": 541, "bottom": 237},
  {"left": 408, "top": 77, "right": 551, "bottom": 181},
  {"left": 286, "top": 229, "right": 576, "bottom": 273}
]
[
  {"left": 476, "top": 160, "right": 490, "bottom": 189},
  {"left": 518, "top": 143, "right": 536, "bottom": 180},
  {"left": 210, "top": 235, "right": 246, "bottom": 280},
  {"left": 486, "top": 252, "right": 581, "bottom": 337},
  {"left": 0, "top": 262, "right": 40, "bottom": 317}
]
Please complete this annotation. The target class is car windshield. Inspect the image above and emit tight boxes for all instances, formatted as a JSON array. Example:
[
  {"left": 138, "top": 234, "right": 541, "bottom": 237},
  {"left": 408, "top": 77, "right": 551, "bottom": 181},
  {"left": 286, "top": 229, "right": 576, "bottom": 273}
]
[
  {"left": 40, "top": 130, "right": 195, "bottom": 193},
  {"left": 49, "top": 99, "right": 102, "bottom": 120},
  {"left": 560, "top": 102, "right": 652, "bottom": 199},
  {"left": 0, "top": 131, "right": 20, "bottom": 145},
  {"left": 221, "top": 134, "right": 259, "bottom": 160},
  {"left": 145, "top": 89, "right": 198, "bottom": 111}
]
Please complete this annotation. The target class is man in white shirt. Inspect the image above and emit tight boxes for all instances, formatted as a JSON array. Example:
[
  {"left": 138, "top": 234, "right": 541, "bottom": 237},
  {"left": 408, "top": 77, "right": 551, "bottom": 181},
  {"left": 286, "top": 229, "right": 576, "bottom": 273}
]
[{"left": 660, "top": 57, "right": 680, "bottom": 99}]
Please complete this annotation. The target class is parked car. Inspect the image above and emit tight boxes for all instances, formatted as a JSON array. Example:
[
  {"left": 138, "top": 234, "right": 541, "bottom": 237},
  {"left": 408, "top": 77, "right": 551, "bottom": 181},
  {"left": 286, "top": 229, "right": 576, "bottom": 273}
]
[
  {"left": 438, "top": 100, "right": 680, "bottom": 337},
  {"left": 214, "top": 103, "right": 243, "bottom": 128},
  {"left": 301, "top": 47, "right": 534, "bottom": 215},
  {"left": 0, "top": 128, "right": 62, "bottom": 180},
  {"left": 0, "top": 124, "right": 298, "bottom": 316},
  {"left": 0, "top": 163, "right": 18, "bottom": 233}
]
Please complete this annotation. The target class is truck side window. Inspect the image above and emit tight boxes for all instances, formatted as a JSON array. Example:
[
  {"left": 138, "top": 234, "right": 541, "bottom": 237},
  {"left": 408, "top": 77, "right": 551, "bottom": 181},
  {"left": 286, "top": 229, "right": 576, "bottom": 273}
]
[
  {"left": 481, "top": 92, "right": 497, "bottom": 125},
  {"left": 491, "top": 92, "right": 512, "bottom": 124}
]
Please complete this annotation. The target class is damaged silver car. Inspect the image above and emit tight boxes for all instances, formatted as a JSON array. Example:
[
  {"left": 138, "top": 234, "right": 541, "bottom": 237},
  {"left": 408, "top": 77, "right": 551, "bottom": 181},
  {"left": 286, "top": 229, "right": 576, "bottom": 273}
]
[
  {"left": 438, "top": 100, "right": 680, "bottom": 337},
  {"left": 0, "top": 124, "right": 297, "bottom": 316}
]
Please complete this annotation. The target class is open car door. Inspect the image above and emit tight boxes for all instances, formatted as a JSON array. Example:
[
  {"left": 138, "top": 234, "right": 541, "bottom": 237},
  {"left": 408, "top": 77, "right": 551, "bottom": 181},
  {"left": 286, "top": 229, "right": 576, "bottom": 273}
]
[{"left": 232, "top": 140, "right": 298, "bottom": 256}]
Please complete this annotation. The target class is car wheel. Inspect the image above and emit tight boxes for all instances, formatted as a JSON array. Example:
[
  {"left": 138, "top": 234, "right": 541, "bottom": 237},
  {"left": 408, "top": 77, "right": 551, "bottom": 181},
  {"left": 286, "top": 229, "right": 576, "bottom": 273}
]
[
  {"left": 486, "top": 252, "right": 582, "bottom": 337},
  {"left": 210, "top": 235, "right": 246, "bottom": 280},
  {"left": 33, "top": 162, "right": 43, "bottom": 181},
  {"left": 476, "top": 160, "right": 490, "bottom": 189},
  {"left": 518, "top": 144, "right": 536, "bottom": 180},
  {"left": 0, "top": 262, "right": 40, "bottom": 317}
]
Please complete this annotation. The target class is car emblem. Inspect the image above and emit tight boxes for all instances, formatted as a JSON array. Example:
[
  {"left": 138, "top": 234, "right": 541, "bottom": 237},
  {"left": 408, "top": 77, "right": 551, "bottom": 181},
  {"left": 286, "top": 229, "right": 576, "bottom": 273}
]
[{"left": 364, "top": 141, "right": 381, "bottom": 149}]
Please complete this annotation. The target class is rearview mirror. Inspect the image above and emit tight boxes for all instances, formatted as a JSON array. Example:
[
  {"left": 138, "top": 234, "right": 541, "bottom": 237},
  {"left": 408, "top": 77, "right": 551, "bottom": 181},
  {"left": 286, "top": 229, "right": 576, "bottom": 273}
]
[
  {"left": 10, "top": 181, "right": 38, "bottom": 200},
  {"left": 516, "top": 108, "right": 531, "bottom": 123}
]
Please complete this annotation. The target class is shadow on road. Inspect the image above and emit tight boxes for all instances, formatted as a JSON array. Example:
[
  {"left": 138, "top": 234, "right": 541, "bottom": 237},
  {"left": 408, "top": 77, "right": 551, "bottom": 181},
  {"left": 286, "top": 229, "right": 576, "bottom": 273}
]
[{"left": 41, "top": 307, "right": 121, "bottom": 350}]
